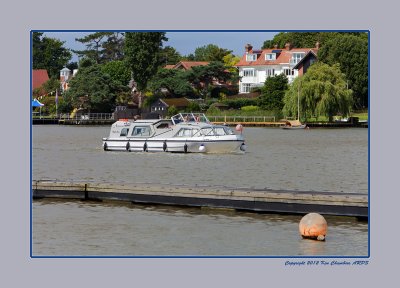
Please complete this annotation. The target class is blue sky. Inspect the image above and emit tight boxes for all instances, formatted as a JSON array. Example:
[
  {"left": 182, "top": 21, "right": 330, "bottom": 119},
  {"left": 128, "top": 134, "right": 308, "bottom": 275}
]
[{"left": 43, "top": 31, "right": 278, "bottom": 62}]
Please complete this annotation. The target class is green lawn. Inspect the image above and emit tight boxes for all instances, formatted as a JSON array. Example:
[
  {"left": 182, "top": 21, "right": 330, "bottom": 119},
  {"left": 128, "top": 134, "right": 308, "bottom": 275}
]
[{"left": 205, "top": 109, "right": 369, "bottom": 122}]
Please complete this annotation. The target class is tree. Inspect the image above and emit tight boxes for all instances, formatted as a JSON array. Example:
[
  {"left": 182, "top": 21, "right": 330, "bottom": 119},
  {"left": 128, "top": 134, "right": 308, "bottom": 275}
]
[
  {"left": 74, "top": 32, "right": 124, "bottom": 64},
  {"left": 193, "top": 44, "right": 232, "bottom": 62},
  {"left": 159, "top": 46, "right": 182, "bottom": 65},
  {"left": 186, "top": 61, "right": 233, "bottom": 99},
  {"left": 283, "top": 63, "right": 353, "bottom": 122},
  {"left": 100, "top": 32, "right": 125, "bottom": 62},
  {"left": 262, "top": 32, "right": 367, "bottom": 49},
  {"left": 222, "top": 53, "right": 240, "bottom": 73},
  {"left": 147, "top": 68, "right": 193, "bottom": 97},
  {"left": 101, "top": 60, "right": 131, "bottom": 105},
  {"left": 63, "top": 60, "right": 117, "bottom": 112},
  {"left": 258, "top": 74, "right": 288, "bottom": 111},
  {"left": 32, "top": 32, "right": 72, "bottom": 78},
  {"left": 124, "top": 32, "right": 167, "bottom": 93},
  {"left": 101, "top": 60, "right": 131, "bottom": 88},
  {"left": 318, "top": 34, "right": 368, "bottom": 108}
]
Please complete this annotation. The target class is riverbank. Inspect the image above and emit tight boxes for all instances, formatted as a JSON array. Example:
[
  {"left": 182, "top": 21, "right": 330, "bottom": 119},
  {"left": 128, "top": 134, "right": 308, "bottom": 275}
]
[{"left": 32, "top": 118, "right": 368, "bottom": 128}]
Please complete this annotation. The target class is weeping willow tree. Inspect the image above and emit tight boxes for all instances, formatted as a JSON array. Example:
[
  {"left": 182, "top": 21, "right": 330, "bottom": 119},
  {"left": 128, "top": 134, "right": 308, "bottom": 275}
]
[{"left": 283, "top": 63, "right": 353, "bottom": 122}]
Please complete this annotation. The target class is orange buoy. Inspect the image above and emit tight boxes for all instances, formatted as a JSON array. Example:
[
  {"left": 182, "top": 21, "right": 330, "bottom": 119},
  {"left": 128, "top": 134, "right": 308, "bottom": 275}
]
[{"left": 299, "top": 213, "right": 327, "bottom": 241}]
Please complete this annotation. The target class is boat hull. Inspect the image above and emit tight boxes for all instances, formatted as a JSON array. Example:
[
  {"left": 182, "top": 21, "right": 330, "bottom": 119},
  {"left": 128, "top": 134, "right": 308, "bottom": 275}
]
[
  {"left": 281, "top": 124, "right": 307, "bottom": 130},
  {"left": 102, "top": 137, "right": 245, "bottom": 154}
]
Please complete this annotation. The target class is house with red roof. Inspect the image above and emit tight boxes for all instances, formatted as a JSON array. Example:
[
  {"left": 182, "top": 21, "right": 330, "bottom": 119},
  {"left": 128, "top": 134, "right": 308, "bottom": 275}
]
[
  {"left": 235, "top": 42, "right": 319, "bottom": 93},
  {"left": 32, "top": 69, "right": 49, "bottom": 93},
  {"left": 165, "top": 61, "right": 209, "bottom": 71}
]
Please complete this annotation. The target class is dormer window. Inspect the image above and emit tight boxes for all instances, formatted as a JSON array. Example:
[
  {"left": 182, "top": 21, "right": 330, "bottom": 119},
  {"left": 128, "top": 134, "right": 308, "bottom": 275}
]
[
  {"left": 246, "top": 54, "right": 257, "bottom": 61},
  {"left": 265, "top": 53, "right": 276, "bottom": 61}
]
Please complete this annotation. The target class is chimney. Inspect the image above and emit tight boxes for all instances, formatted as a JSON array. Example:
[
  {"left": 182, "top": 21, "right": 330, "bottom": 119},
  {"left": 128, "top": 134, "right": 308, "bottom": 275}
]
[
  {"left": 285, "top": 42, "right": 292, "bottom": 51},
  {"left": 315, "top": 41, "right": 320, "bottom": 49},
  {"left": 245, "top": 44, "right": 253, "bottom": 53}
]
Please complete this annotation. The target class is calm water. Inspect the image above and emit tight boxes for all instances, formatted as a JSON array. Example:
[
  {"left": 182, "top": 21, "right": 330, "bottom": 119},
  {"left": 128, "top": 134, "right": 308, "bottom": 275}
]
[{"left": 32, "top": 125, "right": 368, "bottom": 256}]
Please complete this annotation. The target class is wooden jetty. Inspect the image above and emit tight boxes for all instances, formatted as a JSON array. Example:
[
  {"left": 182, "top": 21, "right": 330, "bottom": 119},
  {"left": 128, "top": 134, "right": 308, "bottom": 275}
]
[{"left": 32, "top": 180, "right": 368, "bottom": 218}]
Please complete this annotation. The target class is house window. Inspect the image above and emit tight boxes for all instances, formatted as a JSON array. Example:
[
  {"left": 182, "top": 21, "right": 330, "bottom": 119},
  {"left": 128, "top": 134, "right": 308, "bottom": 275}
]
[
  {"left": 265, "top": 53, "right": 276, "bottom": 60},
  {"left": 246, "top": 54, "right": 257, "bottom": 61},
  {"left": 242, "top": 83, "right": 251, "bottom": 93},
  {"left": 283, "top": 68, "right": 294, "bottom": 76},
  {"left": 243, "top": 69, "right": 255, "bottom": 77},
  {"left": 266, "top": 68, "right": 275, "bottom": 77}
]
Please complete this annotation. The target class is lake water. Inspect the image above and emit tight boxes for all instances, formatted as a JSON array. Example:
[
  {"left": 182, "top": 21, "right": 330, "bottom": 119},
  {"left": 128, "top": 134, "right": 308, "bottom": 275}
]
[{"left": 32, "top": 125, "right": 368, "bottom": 256}]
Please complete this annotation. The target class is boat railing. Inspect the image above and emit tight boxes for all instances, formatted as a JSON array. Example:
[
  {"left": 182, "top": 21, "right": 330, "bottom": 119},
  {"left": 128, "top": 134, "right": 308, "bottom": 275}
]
[{"left": 171, "top": 113, "right": 210, "bottom": 125}]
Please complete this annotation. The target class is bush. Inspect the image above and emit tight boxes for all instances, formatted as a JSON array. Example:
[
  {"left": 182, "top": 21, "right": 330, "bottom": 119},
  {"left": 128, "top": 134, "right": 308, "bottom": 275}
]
[
  {"left": 241, "top": 105, "right": 260, "bottom": 112},
  {"left": 206, "top": 105, "right": 221, "bottom": 114},
  {"left": 222, "top": 98, "right": 259, "bottom": 109}
]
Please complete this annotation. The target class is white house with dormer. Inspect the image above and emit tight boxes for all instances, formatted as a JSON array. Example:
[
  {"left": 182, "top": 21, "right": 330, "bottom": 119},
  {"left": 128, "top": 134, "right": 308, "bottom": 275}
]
[
  {"left": 60, "top": 67, "right": 79, "bottom": 92},
  {"left": 235, "top": 42, "right": 319, "bottom": 93}
]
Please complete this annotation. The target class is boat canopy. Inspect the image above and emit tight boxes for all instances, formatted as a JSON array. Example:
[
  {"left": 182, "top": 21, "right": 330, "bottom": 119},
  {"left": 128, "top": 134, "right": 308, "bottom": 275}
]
[
  {"left": 285, "top": 119, "right": 302, "bottom": 127},
  {"left": 171, "top": 113, "right": 210, "bottom": 125}
]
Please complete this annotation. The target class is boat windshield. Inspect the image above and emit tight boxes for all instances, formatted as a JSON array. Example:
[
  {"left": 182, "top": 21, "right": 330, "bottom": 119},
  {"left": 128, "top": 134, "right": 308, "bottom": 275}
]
[{"left": 171, "top": 113, "right": 210, "bottom": 125}]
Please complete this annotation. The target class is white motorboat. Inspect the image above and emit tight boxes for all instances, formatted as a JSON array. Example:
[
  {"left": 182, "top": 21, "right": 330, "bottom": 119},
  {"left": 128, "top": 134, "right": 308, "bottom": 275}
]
[{"left": 102, "top": 113, "right": 246, "bottom": 154}]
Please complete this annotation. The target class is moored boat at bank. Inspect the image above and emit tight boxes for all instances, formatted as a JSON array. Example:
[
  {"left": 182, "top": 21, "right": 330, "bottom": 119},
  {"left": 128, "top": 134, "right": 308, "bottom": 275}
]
[
  {"left": 102, "top": 113, "right": 246, "bottom": 154},
  {"left": 282, "top": 119, "right": 307, "bottom": 129}
]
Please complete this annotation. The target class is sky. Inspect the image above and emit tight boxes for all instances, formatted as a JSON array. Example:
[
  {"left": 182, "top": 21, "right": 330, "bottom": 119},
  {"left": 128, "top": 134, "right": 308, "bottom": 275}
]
[{"left": 43, "top": 31, "right": 278, "bottom": 62}]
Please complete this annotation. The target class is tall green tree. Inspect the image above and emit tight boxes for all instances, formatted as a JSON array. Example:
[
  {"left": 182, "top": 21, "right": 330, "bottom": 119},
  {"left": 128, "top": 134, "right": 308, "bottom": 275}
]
[
  {"left": 318, "top": 34, "right": 368, "bottom": 108},
  {"left": 262, "top": 32, "right": 367, "bottom": 49},
  {"left": 74, "top": 32, "right": 124, "bottom": 64},
  {"left": 193, "top": 44, "right": 232, "bottom": 62},
  {"left": 101, "top": 60, "right": 131, "bottom": 88},
  {"left": 101, "top": 60, "right": 131, "bottom": 105},
  {"left": 63, "top": 59, "right": 117, "bottom": 112},
  {"left": 147, "top": 68, "right": 193, "bottom": 97},
  {"left": 159, "top": 46, "right": 182, "bottom": 65},
  {"left": 124, "top": 32, "right": 167, "bottom": 93},
  {"left": 32, "top": 32, "right": 72, "bottom": 78},
  {"left": 186, "top": 61, "right": 234, "bottom": 99},
  {"left": 100, "top": 32, "right": 125, "bottom": 62},
  {"left": 283, "top": 63, "right": 353, "bottom": 122},
  {"left": 258, "top": 74, "right": 288, "bottom": 111}
]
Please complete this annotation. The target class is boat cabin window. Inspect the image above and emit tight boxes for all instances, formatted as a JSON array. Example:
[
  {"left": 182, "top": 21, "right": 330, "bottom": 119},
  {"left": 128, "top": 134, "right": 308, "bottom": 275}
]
[
  {"left": 224, "top": 127, "right": 235, "bottom": 135},
  {"left": 201, "top": 128, "right": 215, "bottom": 136},
  {"left": 155, "top": 122, "right": 170, "bottom": 129},
  {"left": 120, "top": 128, "right": 129, "bottom": 136},
  {"left": 214, "top": 127, "right": 227, "bottom": 136},
  {"left": 132, "top": 126, "right": 151, "bottom": 137},
  {"left": 175, "top": 128, "right": 199, "bottom": 137}
]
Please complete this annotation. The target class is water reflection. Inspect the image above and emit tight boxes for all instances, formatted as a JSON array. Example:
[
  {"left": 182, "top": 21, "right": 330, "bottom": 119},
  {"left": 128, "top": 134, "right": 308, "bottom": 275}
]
[{"left": 32, "top": 199, "right": 368, "bottom": 256}]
